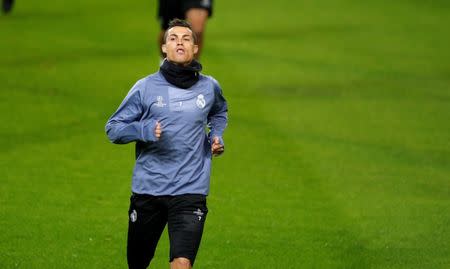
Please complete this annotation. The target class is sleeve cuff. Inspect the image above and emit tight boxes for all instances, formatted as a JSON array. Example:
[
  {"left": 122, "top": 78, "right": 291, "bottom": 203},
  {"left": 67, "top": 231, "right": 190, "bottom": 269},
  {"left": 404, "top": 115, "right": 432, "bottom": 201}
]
[
  {"left": 141, "top": 119, "right": 158, "bottom": 142},
  {"left": 210, "top": 133, "right": 224, "bottom": 146}
]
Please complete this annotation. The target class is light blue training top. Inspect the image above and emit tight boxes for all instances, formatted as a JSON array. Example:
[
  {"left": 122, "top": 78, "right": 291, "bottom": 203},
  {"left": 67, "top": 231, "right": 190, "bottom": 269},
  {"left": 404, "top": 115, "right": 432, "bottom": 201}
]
[{"left": 105, "top": 71, "right": 228, "bottom": 196}]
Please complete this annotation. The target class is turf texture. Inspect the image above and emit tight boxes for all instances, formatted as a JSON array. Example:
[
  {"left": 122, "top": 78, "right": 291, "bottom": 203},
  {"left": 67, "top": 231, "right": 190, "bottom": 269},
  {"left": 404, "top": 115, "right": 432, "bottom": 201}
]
[{"left": 0, "top": 0, "right": 449, "bottom": 268}]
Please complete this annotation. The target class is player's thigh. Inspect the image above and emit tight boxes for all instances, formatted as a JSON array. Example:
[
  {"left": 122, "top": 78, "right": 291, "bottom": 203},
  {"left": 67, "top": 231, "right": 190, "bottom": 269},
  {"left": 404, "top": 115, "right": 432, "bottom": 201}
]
[
  {"left": 185, "top": 8, "right": 209, "bottom": 33},
  {"left": 167, "top": 195, "right": 208, "bottom": 264},
  {"left": 158, "top": 0, "right": 185, "bottom": 30},
  {"left": 127, "top": 194, "right": 167, "bottom": 249},
  {"left": 182, "top": 0, "right": 213, "bottom": 17}
]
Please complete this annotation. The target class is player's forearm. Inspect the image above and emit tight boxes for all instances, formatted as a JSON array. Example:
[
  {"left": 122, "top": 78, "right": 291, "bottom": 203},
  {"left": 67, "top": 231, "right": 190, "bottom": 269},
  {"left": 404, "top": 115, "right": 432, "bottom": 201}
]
[
  {"left": 208, "top": 112, "right": 227, "bottom": 143},
  {"left": 105, "top": 119, "right": 158, "bottom": 144}
]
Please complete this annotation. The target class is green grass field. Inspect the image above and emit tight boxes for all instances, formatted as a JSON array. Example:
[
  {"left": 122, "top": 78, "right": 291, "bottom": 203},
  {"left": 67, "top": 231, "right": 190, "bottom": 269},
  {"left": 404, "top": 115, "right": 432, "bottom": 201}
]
[{"left": 1, "top": 0, "right": 449, "bottom": 268}]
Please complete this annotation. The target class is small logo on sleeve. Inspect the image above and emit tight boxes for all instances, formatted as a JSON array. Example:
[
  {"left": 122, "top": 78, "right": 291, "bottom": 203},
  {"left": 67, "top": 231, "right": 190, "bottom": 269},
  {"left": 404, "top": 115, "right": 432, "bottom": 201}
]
[{"left": 196, "top": 94, "right": 206, "bottom": 109}]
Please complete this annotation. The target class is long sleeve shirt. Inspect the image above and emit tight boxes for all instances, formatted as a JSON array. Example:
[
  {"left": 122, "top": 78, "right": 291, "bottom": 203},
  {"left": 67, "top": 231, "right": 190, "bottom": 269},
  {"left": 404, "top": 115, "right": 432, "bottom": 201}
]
[{"left": 105, "top": 72, "right": 228, "bottom": 196}]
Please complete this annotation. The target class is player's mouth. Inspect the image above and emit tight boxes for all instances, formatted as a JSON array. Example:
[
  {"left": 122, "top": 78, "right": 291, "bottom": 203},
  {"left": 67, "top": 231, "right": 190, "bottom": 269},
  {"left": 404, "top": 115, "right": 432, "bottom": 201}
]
[{"left": 176, "top": 48, "right": 185, "bottom": 54}]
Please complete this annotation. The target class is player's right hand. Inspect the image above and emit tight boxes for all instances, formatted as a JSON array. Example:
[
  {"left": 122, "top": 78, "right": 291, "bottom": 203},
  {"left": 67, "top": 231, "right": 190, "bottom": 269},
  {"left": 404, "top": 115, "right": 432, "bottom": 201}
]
[{"left": 155, "top": 121, "right": 162, "bottom": 139}]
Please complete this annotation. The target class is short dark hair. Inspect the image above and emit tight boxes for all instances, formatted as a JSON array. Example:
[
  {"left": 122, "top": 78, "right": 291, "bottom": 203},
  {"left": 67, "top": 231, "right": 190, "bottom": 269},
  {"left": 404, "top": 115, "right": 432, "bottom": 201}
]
[{"left": 163, "top": 18, "right": 198, "bottom": 44}]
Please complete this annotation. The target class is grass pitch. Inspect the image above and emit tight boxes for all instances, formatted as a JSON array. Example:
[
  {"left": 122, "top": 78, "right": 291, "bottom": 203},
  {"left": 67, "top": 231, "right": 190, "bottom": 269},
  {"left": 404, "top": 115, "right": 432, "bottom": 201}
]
[{"left": 1, "top": 0, "right": 449, "bottom": 268}]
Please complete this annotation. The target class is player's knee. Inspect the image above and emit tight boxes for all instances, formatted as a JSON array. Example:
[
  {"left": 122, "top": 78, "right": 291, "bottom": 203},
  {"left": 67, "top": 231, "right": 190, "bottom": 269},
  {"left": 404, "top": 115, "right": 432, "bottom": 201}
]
[
  {"left": 191, "top": 23, "right": 206, "bottom": 35},
  {"left": 172, "top": 257, "right": 191, "bottom": 268},
  {"left": 186, "top": 9, "right": 208, "bottom": 32},
  {"left": 194, "top": 31, "right": 204, "bottom": 41}
]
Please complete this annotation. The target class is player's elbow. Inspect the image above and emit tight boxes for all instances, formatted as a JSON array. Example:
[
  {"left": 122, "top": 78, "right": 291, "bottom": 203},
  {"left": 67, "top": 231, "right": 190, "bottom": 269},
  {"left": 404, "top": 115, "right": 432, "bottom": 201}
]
[{"left": 105, "top": 123, "right": 124, "bottom": 144}]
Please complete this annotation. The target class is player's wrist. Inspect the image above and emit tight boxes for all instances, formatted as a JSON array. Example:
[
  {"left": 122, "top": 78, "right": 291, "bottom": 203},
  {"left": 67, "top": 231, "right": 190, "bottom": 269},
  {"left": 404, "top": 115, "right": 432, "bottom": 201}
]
[{"left": 142, "top": 119, "right": 159, "bottom": 142}]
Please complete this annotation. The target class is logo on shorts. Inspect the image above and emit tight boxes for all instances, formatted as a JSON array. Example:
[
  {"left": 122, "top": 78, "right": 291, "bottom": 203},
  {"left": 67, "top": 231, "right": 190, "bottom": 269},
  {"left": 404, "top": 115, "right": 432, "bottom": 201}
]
[
  {"left": 196, "top": 94, "right": 206, "bottom": 109},
  {"left": 201, "top": 0, "right": 211, "bottom": 8},
  {"left": 130, "top": 209, "right": 137, "bottom": 222},
  {"left": 156, "top": 96, "right": 166, "bottom": 107},
  {"left": 193, "top": 208, "right": 204, "bottom": 221}
]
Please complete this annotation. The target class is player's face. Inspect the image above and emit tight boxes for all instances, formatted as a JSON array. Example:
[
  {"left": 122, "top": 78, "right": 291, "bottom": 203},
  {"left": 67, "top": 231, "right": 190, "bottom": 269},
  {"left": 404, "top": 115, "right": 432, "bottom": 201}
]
[{"left": 162, "top": 26, "right": 198, "bottom": 66}]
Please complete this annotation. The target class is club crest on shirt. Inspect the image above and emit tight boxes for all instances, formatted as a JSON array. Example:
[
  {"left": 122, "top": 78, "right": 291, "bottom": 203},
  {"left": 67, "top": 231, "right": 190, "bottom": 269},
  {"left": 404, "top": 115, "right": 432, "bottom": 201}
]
[
  {"left": 156, "top": 96, "right": 166, "bottom": 107},
  {"left": 196, "top": 94, "right": 206, "bottom": 109}
]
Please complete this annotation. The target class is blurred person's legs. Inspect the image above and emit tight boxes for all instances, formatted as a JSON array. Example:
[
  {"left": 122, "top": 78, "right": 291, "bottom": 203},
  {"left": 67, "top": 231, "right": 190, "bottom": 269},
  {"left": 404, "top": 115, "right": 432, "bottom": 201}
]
[
  {"left": 158, "top": 0, "right": 183, "bottom": 60},
  {"left": 2, "top": 0, "right": 14, "bottom": 14},
  {"left": 185, "top": 8, "right": 208, "bottom": 60},
  {"left": 157, "top": 0, "right": 213, "bottom": 60}
]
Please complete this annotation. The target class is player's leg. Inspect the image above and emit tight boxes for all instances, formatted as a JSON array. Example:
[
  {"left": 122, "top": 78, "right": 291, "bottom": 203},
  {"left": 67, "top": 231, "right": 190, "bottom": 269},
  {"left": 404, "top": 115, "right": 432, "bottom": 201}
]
[
  {"left": 182, "top": 0, "right": 213, "bottom": 60},
  {"left": 127, "top": 194, "right": 168, "bottom": 269},
  {"left": 168, "top": 194, "right": 208, "bottom": 268},
  {"left": 157, "top": 0, "right": 169, "bottom": 59},
  {"left": 158, "top": 30, "right": 166, "bottom": 59},
  {"left": 157, "top": 0, "right": 184, "bottom": 60},
  {"left": 185, "top": 8, "right": 209, "bottom": 60},
  {"left": 171, "top": 257, "right": 192, "bottom": 269}
]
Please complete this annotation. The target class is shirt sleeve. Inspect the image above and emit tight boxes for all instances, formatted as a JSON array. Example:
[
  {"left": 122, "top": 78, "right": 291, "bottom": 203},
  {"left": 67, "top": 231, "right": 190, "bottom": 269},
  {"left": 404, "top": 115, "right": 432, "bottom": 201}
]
[
  {"left": 105, "top": 79, "right": 158, "bottom": 144},
  {"left": 207, "top": 78, "right": 228, "bottom": 145}
]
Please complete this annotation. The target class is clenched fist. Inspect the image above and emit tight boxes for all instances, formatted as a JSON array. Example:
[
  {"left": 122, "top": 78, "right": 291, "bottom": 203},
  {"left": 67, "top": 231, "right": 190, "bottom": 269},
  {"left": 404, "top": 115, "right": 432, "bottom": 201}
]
[
  {"left": 211, "top": 136, "right": 224, "bottom": 156},
  {"left": 155, "top": 121, "right": 162, "bottom": 139}
]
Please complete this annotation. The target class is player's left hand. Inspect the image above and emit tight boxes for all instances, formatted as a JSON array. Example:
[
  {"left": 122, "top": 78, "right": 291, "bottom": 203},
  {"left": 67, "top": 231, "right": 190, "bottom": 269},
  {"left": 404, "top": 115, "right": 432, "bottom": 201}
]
[{"left": 211, "top": 136, "right": 224, "bottom": 156}]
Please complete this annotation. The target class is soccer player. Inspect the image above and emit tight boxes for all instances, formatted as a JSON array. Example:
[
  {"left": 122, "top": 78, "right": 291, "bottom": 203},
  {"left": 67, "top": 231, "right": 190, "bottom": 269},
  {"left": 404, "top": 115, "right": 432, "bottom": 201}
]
[
  {"left": 157, "top": 0, "right": 213, "bottom": 60},
  {"left": 105, "top": 19, "right": 227, "bottom": 269}
]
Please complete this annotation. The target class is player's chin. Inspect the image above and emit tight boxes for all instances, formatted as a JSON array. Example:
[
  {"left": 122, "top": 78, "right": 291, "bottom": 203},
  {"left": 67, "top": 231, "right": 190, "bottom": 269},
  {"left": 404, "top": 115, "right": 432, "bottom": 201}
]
[{"left": 170, "top": 55, "right": 191, "bottom": 65}]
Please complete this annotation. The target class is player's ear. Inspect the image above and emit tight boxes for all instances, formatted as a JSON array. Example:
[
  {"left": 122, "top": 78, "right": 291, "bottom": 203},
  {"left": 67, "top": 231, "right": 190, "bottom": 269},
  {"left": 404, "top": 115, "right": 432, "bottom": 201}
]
[
  {"left": 193, "top": 45, "right": 198, "bottom": 54},
  {"left": 162, "top": 44, "right": 167, "bottom": 54}
]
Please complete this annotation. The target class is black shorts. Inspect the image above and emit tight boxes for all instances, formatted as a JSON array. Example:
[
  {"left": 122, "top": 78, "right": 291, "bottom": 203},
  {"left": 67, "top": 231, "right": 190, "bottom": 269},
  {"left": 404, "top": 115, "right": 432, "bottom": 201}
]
[
  {"left": 158, "top": 0, "right": 214, "bottom": 30},
  {"left": 127, "top": 193, "right": 208, "bottom": 268}
]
